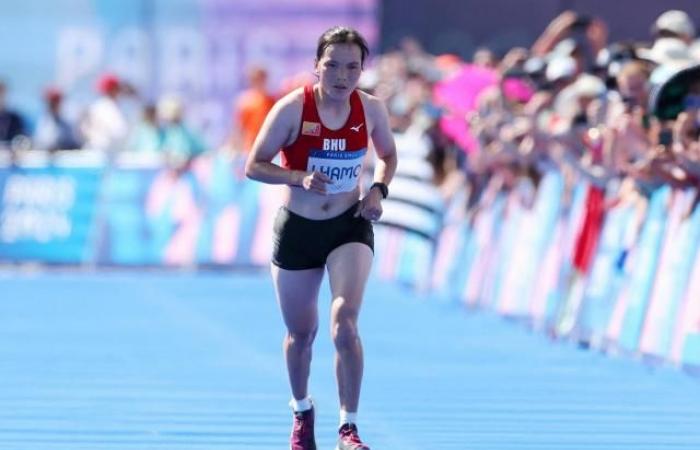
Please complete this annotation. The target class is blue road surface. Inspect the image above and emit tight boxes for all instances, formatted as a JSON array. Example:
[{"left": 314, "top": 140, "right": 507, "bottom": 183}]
[{"left": 0, "top": 270, "right": 698, "bottom": 449}]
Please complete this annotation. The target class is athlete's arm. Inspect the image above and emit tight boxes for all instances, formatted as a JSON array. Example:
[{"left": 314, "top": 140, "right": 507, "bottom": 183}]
[
  {"left": 244, "top": 92, "right": 331, "bottom": 194},
  {"left": 366, "top": 95, "right": 397, "bottom": 190},
  {"left": 355, "top": 94, "right": 397, "bottom": 219}
]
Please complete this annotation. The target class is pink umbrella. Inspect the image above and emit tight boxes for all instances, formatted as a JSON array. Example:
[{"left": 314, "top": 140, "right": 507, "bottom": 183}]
[{"left": 433, "top": 64, "right": 499, "bottom": 153}]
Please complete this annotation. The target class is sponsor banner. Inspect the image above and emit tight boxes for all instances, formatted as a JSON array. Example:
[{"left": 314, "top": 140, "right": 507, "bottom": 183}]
[
  {"left": 546, "top": 182, "right": 588, "bottom": 326},
  {"left": 530, "top": 218, "right": 566, "bottom": 326},
  {"left": 373, "top": 225, "right": 434, "bottom": 289},
  {"left": 396, "top": 233, "right": 433, "bottom": 290},
  {"left": 431, "top": 223, "right": 468, "bottom": 298},
  {"left": 250, "top": 184, "right": 283, "bottom": 266},
  {"left": 611, "top": 186, "right": 671, "bottom": 352},
  {"left": 639, "top": 189, "right": 700, "bottom": 358},
  {"left": 489, "top": 190, "right": 528, "bottom": 310},
  {"left": 499, "top": 171, "right": 563, "bottom": 317},
  {"left": 463, "top": 194, "right": 506, "bottom": 307},
  {"left": 95, "top": 154, "right": 261, "bottom": 266},
  {"left": 447, "top": 223, "right": 478, "bottom": 303},
  {"left": 0, "top": 166, "right": 103, "bottom": 263},
  {"left": 373, "top": 226, "right": 402, "bottom": 281},
  {"left": 670, "top": 201, "right": 700, "bottom": 366},
  {"left": 494, "top": 192, "right": 528, "bottom": 314},
  {"left": 430, "top": 186, "right": 469, "bottom": 298},
  {"left": 579, "top": 200, "right": 638, "bottom": 345}
]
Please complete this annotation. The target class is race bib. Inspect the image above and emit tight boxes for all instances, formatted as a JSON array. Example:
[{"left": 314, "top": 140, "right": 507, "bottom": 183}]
[{"left": 307, "top": 148, "right": 366, "bottom": 194}]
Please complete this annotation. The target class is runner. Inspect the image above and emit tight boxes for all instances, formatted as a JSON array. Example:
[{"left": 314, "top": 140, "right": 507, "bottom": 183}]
[{"left": 245, "top": 26, "right": 397, "bottom": 450}]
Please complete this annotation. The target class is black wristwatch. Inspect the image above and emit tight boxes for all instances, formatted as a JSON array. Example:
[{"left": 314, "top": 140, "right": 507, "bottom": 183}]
[{"left": 369, "top": 182, "right": 389, "bottom": 199}]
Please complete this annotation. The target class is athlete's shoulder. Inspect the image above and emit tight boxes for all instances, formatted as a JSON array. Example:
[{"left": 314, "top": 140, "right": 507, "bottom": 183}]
[
  {"left": 356, "top": 89, "right": 388, "bottom": 120},
  {"left": 269, "top": 87, "right": 305, "bottom": 124},
  {"left": 356, "top": 88, "right": 380, "bottom": 105}
]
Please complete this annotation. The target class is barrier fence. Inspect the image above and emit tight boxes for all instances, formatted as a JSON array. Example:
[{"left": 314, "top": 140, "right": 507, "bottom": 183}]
[
  {"left": 432, "top": 172, "right": 700, "bottom": 372},
  {"left": 0, "top": 152, "right": 698, "bottom": 372}
]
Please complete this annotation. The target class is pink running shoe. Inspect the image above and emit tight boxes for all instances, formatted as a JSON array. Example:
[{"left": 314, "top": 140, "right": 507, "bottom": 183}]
[
  {"left": 336, "top": 423, "right": 370, "bottom": 450},
  {"left": 290, "top": 406, "right": 316, "bottom": 450}
]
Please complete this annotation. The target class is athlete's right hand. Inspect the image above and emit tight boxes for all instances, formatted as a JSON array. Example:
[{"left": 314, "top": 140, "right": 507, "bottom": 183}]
[{"left": 301, "top": 171, "right": 333, "bottom": 194}]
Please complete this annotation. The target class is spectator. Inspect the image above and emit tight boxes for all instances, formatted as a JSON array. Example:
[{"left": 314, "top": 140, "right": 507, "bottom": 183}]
[
  {"left": 228, "top": 66, "right": 276, "bottom": 155},
  {"left": 80, "top": 73, "right": 131, "bottom": 153},
  {"left": 0, "top": 80, "right": 27, "bottom": 150},
  {"left": 158, "top": 96, "right": 206, "bottom": 169},
  {"left": 126, "top": 104, "right": 162, "bottom": 153},
  {"left": 33, "top": 87, "right": 81, "bottom": 152},
  {"left": 641, "top": 10, "right": 697, "bottom": 69},
  {"left": 473, "top": 47, "right": 497, "bottom": 69},
  {"left": 606, "top": 60, "right": 654, "bottom": 173},
  {"left": 652, "top": 10, "right": 695, "bottom": 45}
]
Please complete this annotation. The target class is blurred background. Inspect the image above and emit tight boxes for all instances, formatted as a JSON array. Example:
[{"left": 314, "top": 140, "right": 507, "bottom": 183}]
[{"left": 2, "top": 0, "right": 700, "bottom": 146}]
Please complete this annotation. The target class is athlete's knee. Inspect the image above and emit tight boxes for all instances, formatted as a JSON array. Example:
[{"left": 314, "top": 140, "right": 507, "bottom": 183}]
[
  {"left": 286, "top": 328, "right": 317, "bottom": 349},
  {"left": 331, "top": 318, "right": 360, "bottom": 351}
]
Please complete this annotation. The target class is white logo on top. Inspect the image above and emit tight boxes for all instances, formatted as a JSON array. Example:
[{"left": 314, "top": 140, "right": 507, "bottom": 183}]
[
  {"left": 323, "top": 139, "right": 346, "bottom": 151},
  {"left": 350, "top": 123, "right": 364, "bottom": 133}
]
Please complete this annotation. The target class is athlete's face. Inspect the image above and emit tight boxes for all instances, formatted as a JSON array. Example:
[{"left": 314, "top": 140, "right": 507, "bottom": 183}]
[{"left": 316, "top": 43, "right": 363, "bottom": 100}]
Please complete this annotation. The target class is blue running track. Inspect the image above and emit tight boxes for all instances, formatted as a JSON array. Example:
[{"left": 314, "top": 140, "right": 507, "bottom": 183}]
[{"left": 0, "top": 270, "right": 698, "bottom": 449}]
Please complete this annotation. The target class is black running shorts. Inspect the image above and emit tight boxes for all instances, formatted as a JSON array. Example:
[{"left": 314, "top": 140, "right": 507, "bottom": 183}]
[{"left": 272, "top": 203, "right": 374, "bottom": 270}]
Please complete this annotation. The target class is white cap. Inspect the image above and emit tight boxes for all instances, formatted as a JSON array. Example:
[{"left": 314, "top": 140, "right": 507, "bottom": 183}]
[
  {"left": 571, "top": 74, "right": 606, "bottom": 98},
  {"left": 549, "top": 38, "right": 577, "bottom": 59},
  {"left": 552, "top": 74, "right": 606, "bottom": 120},
  {"left": 655, "top": 10, "right": 695, "bottom": 39},
  {"left": 638, "top": 37, "right": 693, "bottom": 65},
  {"left": 546, "top": 56, "right": 577, "bottom": 82},
  {"left": 524, "top": 56, "right": 545, "bottom": 75},
  {"left": 157, "top": 96, "right": 184, "bottom": 122}
]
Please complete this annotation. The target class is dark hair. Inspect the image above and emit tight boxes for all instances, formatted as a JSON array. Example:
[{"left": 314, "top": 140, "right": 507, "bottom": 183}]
[{"left": 316, "top": 26, "right": 369, "bottom": 67}]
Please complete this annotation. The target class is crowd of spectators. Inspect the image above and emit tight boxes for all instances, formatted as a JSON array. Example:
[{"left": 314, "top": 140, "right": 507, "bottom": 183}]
[
  {"left": 0, "top": 73, "right": 208, "bottom": 169},
  {"left": 2, "top": 9, "right": 699, "bottom": 197},
  {"left": 355, "top": 8, "right": 700, "bottom": 339},
  {"left": 359, "top": 10, "right": 700, "bottom": 202}
]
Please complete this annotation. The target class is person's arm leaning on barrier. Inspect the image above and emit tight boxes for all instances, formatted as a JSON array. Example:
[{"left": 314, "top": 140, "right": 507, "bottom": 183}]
[
  {"left": 549, "top": 128, "right": 617, "bottom": 189},
  {"left": 671, "top": 112, "right": 700, "bottom": 181},
  {"left": 617, "top": 117, "right": 689, "bottom": 190},
  {"left": 603, "top": 106, "right": 658, "bottom": 185}
]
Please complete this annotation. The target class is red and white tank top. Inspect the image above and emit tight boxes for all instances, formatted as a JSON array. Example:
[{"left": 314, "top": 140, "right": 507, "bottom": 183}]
[{"left": 280, "top": 85, "right": 368, "bottom": 194}]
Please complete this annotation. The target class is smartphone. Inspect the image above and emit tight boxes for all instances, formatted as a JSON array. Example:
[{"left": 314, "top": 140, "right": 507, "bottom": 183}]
[{"left": 658, "top": 129, "right": 673, "bottom": 147}]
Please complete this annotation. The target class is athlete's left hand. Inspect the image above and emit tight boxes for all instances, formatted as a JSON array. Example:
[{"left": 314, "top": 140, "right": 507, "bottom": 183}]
[{"left": 355, "top": 188, "right": 383, "bottom": 221}]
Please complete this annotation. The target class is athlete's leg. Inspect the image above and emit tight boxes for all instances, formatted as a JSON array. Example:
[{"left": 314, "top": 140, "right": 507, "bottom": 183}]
[
  {"left": 272, "top": 265, "right": 325, "bottom": 402},
  {"left": 326, "top": 243, "right": 373, "bottom": 413}
]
